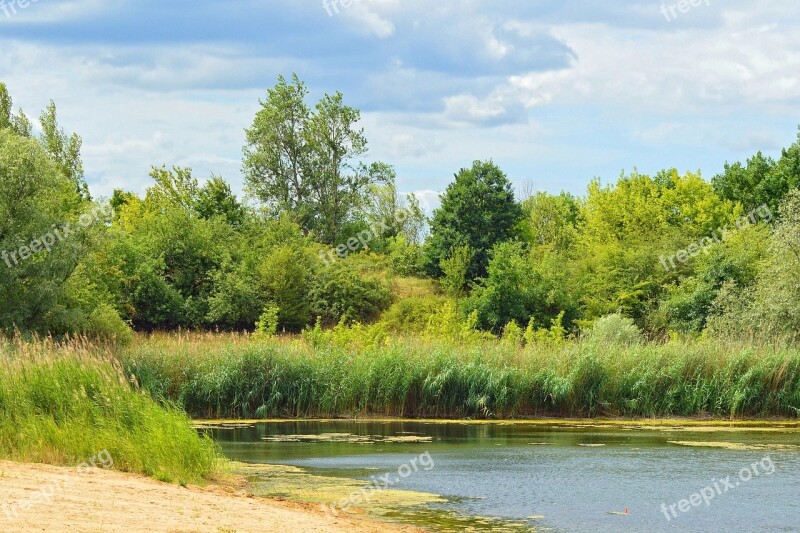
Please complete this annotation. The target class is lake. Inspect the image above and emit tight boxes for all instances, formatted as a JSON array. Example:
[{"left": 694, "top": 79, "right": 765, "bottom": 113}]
[{"left": 207, "top": 420, "right": 800, "bottom": 532}]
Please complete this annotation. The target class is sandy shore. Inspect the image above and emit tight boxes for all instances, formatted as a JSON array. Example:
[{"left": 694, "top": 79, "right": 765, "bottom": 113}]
[{"left": 0, "top": 461, "right": 419, "bottom": 533}]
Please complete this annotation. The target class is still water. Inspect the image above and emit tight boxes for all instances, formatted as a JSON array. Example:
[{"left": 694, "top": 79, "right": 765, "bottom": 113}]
[{"left": 209, "top": 420, "right": 800, "bottom": 532}]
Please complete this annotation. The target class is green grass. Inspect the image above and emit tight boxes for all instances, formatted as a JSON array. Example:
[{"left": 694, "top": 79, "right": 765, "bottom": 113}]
[
  {"left": 123, "top": 333, "right": 800, "bottom": 420},
  {"left": 0, "top": 336, "right": 222, "bottom": 484}
]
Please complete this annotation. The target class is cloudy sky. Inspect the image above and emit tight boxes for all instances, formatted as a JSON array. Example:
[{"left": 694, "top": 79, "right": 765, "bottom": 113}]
[{"left": 1, "top": 0, "right": 799, "bottom": 205}]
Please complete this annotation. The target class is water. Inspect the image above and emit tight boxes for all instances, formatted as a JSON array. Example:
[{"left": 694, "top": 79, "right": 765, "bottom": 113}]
[{"left": 208, "top": 420, "right": 800, "bottom": 532}]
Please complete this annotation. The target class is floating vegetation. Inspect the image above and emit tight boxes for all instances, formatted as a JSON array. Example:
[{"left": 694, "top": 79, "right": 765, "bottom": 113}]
[
  {"left": 261, "top": 433, "right": 433, "bottom": 444},
  {"left": 668, "top": 441, "right": 800, "bottom": 451}
]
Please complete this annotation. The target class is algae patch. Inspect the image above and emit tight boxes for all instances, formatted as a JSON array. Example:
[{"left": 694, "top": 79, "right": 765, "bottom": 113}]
[
  {"left": 234, "top": 462, "right": 444, "bottom": 508},
  {"left": 668, "top": 441, "right": 800, "bottom": 451},
  {"left": 261, "top": 433, "right": 433, "bottom": 444}
]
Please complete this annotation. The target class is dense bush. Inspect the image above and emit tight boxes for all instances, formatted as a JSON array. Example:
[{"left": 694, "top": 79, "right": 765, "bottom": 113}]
[
  {"left": 309, "top": 262, "right": 393, "bottom": 324},
  {"left": 583, "top": 314, "right": 643, "bottom": 347}
]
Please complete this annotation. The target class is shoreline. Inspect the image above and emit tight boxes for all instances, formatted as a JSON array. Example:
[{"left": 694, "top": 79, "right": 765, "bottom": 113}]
[
  {"left": 194, "top": 416, "right": 800, "bottom": 429},
  {"left": 0, "top": 460, "right": 419, "bottom": 533}
]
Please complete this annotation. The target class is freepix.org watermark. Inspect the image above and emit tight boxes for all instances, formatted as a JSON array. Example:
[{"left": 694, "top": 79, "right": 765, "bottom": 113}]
[
  {"left": 321, "top": 451, "right": 434, "bottom": 520},
  {"left": 322, "top": 0, "right": 362, "bottom": 17},
  {"left": 659, "top": 204, "right": 772, "bottom": 272},
  {"left": 1, "top": 0, "right": 46, "bottom": 19},
  {"left": 660, "top": 0, "right": 711, "bottom": 22},
  {"left": 2, "top": 450, "right": 114, "bottom": 522},
  {"left": 660, "top": 455, "right": 775, "bottom": 522},
  {"left": 1, "top": 203, "right": 113, "bottom": 269},
  {"left": 319, "top": 204, "right": 419, "bottom": 267}
]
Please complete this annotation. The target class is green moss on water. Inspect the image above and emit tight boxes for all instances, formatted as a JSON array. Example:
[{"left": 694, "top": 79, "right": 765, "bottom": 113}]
[{"left": 233, "top": 462, "right": 537, "bottom": 532}]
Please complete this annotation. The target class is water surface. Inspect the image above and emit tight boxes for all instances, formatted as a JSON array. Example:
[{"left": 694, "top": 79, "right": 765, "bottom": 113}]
[{"left": 209, "top": 420, "right": 800, "bottom": 532}]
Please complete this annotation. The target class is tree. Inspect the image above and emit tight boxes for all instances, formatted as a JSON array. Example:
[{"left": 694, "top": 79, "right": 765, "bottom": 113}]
[
  {"left": 424, "top": 160, "right": 522, "bottom": 280},
  {"left": 0, "top": 83, "right": 33, "bottom": 138},
  {"left": 712, "top": 129, "right": 800, "bottom": 216},
  {"left": 360, "top": 163, "right": 427, "bottom": 249},
  {"left": 39, "top": 101, "right": 90, "bottom": 200},
  {"left": 243, "top": 74, "right": 380, "bottom": 244},
  {"left": 464, "top": 241, "right": 577, "bottom": 333},
  {"left": 0, "top": 129, "right": 99, "bottom": 333},
  {"left": 195, "top": 176, "right": 246, "bottom": 227},
  {"left": 522, "top": 191, "right": 579, "bottom": 252},
  {"left": 575, "top": 170, "right": 736, "bottom": 326}
]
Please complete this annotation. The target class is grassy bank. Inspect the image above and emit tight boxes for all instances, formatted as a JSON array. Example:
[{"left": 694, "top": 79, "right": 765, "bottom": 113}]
[
  {"left": 123, "top": 333, "right": 800, "bottom": 420},
  {"left": 0, "top": 337, "right": 221, "bottom": 484}
]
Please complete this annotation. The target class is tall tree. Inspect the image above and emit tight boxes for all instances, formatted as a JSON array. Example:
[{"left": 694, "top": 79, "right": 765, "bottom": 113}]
[
  {"left": 0, "top": 83, "right": 33, "bottom": 138},
  {"left": 243, "top": 74, "right": 378, "bottom": 244},
  {"left": 39, "top": 101, "right": 90, "bottom": 200},
  {"left": 424, "top": 160, "right": 522, "bottom": 281}
]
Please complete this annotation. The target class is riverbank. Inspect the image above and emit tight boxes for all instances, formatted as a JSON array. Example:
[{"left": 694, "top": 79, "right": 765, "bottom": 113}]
[{"left": 0, "top": 460, "right": 419, "bottom": 533}]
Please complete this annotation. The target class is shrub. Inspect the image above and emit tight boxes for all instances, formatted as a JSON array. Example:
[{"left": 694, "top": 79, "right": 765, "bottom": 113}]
[
  {"left": 378, "top": 296, "right": 451, "bottom": 334},
  {"left": 387, "top": 235, "right": 425, "bottom": 276},
  {"left": 255, "top": 304, "right": 280, "bottom": 337},
  {"left": 84, "top": 303, "right": 134, "bottom": 345},
  {"left": 584, "top": 314, "right": 643, "bottom": 346},
  {"left": 439, "top": 244, "right": 473, "bottom": 296},
  {"left": 309, "top": 262, "right": 392, "bottom": 324}
]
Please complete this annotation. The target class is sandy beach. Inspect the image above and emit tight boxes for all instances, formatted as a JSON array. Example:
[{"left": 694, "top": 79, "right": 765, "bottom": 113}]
[{"left": 0, "top": 461, "right": 419, "bottom": 533}]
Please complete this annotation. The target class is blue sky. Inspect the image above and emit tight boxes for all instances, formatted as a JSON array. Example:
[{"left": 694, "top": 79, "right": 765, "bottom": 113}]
[{"left": 1, "top": 0, "right": 799, "bottom": 206}]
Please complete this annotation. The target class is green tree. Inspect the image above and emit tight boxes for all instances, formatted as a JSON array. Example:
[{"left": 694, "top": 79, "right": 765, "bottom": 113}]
[
  {"left": 712, "top": 130, "right": 800, "bottom": 215},
  {"left": 424, "top": 160, "right": 522, "bottom": 280},
  {"left": 465, "top": 241, "right": 576, "bottom": 333},
  {"left": 521, "top": 191, "right": 579, "bottom": 252},
  {"left": 0, "top": 128, "right": 111, "bottom": 335},
  {"left": 195, "top": 176, "right": 246, "bottom": 227},
  {"left": 243, "top": 74, "right": 380, "bottom": 244},
  {"left": 39, "top": 101, "right": 90, "bottom": 200},
  {"left": 0, "top": 83, "right": 33, "bottom": 138}
]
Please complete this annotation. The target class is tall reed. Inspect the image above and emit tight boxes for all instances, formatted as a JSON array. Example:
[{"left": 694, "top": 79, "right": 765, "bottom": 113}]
[
  {"left": 0, "top": 335, "right": 221, "bottom": 484},
  {"left": 123, "top": 333, "right": 800, "bottom": 419}
]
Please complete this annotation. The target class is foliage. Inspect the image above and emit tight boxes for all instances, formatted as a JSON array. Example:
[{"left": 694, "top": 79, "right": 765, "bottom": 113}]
[
  {"left": 255, "top": 304, "right": 281, "bottom": 337},
  {"left": 424, "top": 160, "right": 522, "bottom": 280},
  {"left": 309, "top": 261, "right": 392, "bottom": 324},
  {"left": 713, "top": 130, "right": 800, "bottom": 215},
  {"left": 465, "top": 242, "right": 575, "bottom": 333},
  {"left": 4, "top": 81, "right": 800, "bottom": 349},
  {"left": 583, "top": 314, "right": 643, "bottom": 347},
  {"left": 243, "top": 74, "right": 386, "bottom": 244},
  {"left": 439, "top": 244, "right": 473, "bottom": 297}
]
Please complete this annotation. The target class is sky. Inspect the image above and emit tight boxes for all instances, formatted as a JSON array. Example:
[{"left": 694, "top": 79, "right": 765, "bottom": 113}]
[{"left": 1, "top": 0, "right": 799, "bottom": 207}]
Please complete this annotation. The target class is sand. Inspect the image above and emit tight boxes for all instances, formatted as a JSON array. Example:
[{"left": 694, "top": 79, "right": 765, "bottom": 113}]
[{"left": 0, "top": 460, "right": 420, "bottom": 533}]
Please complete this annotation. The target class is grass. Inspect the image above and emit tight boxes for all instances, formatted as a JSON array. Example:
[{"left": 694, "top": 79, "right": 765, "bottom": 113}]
[
  {"left": 0, "top": 336, "right": 222, "bottom": 484},
  {"left": 123, "top": 332, "right": 800, "bottom": 420}
]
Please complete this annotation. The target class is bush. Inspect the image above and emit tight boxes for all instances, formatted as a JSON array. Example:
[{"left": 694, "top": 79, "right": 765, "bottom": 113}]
[
  {"left": 84, "top": 303, "right": 134, "bottom": 345},
  {"left": 377, "top": 296, "right": 451, "bottom": 334},
  {"left": 255, "top": 304, "right": 280, "bottom": 337},
  {"left": 439, "top": 244, "right": 473, "bottom": 296},
  {"left": 584, "top": 314, "right": 643, "bottom": 347},
  {"left": 387, "top": 235, "right": 425, "bottom": 276},
  {"left": 309, "top": 262, "right": 392, "bottom": 324}
]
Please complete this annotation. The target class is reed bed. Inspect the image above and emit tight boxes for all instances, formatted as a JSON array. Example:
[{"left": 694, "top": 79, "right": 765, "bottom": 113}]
[
  {"left": 123, "top": 333, "right": 800, "bottom": 420},
  {"left": 0, "top": 336, "right": 221, "bottom": 484}
]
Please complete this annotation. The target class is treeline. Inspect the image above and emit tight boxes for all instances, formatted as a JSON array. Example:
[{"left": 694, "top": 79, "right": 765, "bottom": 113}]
[{"left": 1, "top": 78, "right": 799, "bottom": 343}]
